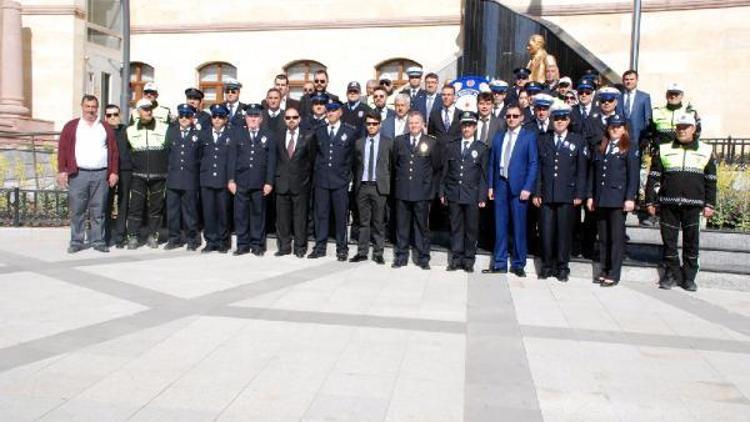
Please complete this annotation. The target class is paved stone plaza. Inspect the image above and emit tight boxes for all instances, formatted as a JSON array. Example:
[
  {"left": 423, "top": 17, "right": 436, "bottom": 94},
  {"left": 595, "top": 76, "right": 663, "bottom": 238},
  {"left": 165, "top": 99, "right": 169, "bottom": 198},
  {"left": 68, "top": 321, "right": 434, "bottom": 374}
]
[{"left": 0, "top": 228, "right": 748, "bottom": 421}]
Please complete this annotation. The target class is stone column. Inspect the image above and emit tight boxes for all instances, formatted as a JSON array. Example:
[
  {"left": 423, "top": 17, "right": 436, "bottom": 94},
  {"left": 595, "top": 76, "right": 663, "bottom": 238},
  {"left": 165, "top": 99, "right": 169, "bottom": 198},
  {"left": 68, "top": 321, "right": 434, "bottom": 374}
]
[{"left": 0, "top": 0, "right": 31, "bottom": 118}]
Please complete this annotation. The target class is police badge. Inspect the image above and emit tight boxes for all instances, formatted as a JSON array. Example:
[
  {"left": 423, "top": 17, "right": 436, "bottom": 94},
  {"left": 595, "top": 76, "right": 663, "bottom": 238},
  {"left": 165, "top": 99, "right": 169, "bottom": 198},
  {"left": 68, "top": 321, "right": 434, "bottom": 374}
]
[
  {"left": 569, "top": 143, "right": 576, "bottom": 152},
  {"left": 358, "top": 110, "right": 364, "bottom": 118},
  {"left": 471, "top": 150, "right": 478, "bottom": 159},
  {"left": 195, "top": 123, "right": 202, "bottom": 131},
  {"left": 261, "top": 136, "right": 267, "bottom": 144},
  {"left": 192, "top": 135, "right": 198, "bottom": 142},
  {"left": 419, "top": 143, "right": 428, "bottom": 153},
  {"left": 341, "top": 134, "right": 348, "bottom": 142}
]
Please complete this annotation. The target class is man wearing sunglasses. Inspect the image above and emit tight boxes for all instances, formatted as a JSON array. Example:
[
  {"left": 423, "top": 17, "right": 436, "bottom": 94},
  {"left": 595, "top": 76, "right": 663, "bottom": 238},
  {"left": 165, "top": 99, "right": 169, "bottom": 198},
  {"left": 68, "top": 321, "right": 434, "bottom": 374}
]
[
  {"left": 274, "top": 107, "right": 314, "bottom": 258},
  {"left": 299, "top": 69, "right": 339, "bottom": 118},
  {"left": 300, "top": 93, "right": 330, "bottom": 132},
  {"left": 184, "top": 88, "right": 211, "bottom": 132},
  {"left": 103, "top": 104, "right": 132, "bottom": 248},
  {"left": 223, "top": 78, "right": 246, "bottom": 128},
  {"left": 130, "top": 82, "right": 171, "bottom": 126},
  {"left": 570, "top": 79, "right": 595, "bottom": 135},
  {"left": 484, "top": 104, "right": 538, "bottom": 277},
  {"left": 370, "top": 86, "right": 395, "bottom": 123},
  {"left": 508, "top": 67, "right": 531, "bottom": 103}
]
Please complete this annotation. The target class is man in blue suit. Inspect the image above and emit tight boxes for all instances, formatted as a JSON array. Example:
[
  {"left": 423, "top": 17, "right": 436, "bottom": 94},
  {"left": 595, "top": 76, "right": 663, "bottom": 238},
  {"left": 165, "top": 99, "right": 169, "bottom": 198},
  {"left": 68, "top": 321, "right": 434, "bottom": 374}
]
[
  {"left": 413, "top": 73, "right": 441, "bottom": 127},
  {"left": 484, "top": 104, "right": 539, "bottom": 277},
  {"left": 621, "top": 70, "right": 652, "bottom": 149}
]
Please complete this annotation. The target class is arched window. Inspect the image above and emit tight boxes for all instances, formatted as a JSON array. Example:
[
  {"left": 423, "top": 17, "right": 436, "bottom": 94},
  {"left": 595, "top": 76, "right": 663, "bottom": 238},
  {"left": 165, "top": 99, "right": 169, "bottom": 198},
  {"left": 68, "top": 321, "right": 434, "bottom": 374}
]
[
  {"left": 283, "top": 60, "right": 327, "bottom": 99},
  {"left": 129, "top": 62, "right": 154, "bottom": 105},
  {"left": 198, "top": 62, "right": 238, "bottom": 106},
  {"left": 375, "top": 58, "right": 421, "bottom": 90}
]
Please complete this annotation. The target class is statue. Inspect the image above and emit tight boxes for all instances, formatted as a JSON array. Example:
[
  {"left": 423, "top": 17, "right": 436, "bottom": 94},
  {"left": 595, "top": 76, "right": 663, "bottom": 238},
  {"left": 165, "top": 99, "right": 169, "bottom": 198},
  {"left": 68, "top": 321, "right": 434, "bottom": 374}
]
[{"left": 526, "top": 34, "right": 556, "bottom": 84}]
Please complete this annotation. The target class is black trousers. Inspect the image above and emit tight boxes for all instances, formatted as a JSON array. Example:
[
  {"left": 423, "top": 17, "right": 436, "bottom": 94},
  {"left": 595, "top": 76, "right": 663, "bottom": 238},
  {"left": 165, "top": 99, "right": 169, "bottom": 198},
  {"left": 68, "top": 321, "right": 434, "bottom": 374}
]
[
  {"left": 276, "top": 191, "right": 309, "bottom": 254},
  {"left": 526, "top": 203, "right": 541, "bottom": 256},
  {"left": 235, "top": 188, "right": 266, "bottom": 250},
  {"left": 127, "top": 176, "right": 165, "bottom": 238},
  {"left": 596, "top": 207, "right": 626, "bottom": 281},
  {"left": 395, "top": 199, "right": 430, "bottom": 265},
  {"left": 355, "top": 184, "right": 387, "bottom": 257},
  {"left": 314, "top": 186, "right": 349, "bottom": 256},
  {"left": 105, "top": 170, "right": 131, "bottom": 244},
  {"left": 201, "top": 187, "right": 229, "bottom": 247},
  {"left": 660, "top": 205, "right": 701, "bottom": 283},
  {"left": 540, "top": 202, "right": 574, "bottom": 272},
  {"left": 448, "top": 201, "right": 479, "bottom": 266},
  {"left": 166, "top": 187, "right": 199, "bottom": 246}
]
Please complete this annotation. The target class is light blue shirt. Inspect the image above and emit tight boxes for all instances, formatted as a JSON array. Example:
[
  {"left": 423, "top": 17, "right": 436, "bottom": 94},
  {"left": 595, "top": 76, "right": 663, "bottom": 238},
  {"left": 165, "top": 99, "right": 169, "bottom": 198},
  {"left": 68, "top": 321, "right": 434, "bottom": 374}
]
[{"left": 361, "top": 133, "right": 381, "bottom": 182}]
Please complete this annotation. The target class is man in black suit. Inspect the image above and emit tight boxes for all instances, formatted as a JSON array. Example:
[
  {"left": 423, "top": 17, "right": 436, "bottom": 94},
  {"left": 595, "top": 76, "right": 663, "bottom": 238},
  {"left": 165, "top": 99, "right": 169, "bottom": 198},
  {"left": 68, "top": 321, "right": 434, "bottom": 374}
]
[
  {"left": 414, "top": 72, "right": 441, "bottom": 127},
  {"left": 273, "top": 74, "right": 300, "bottom": 111},
  {"left": 428, "top": 85, "right": 461, "bottom": 148},
  {"left": 299, "top": 69, "right": 339, "bottom": 117},
  {"left": 350, "top": 112, "right": 393, "bottom": 264},
  {"left": 392, "top": 111, "right": 441, "bottom": 270},
  {"left": 308, "top": 101, "right": 357, "bottom": 261},
  {"left": 569, "top": 79, "right": 595, "bottom": 135},
  {"left": 489, "top": 80, "right": 510, "bottom": 119},
  {"left": 274, "top": 106, "right": 313, "bottom": 258},
  {"left": 261, "top": 88, "right": 285, "bottom": 134},
  {"left": 476, "top": 92, "right": 504, "bottom": 145},
  {"left": 300, "top": 94, "right": 329, "bottom": 133},
  {"left": 371, "top": 86, "right": 395, "bottom": 123}
]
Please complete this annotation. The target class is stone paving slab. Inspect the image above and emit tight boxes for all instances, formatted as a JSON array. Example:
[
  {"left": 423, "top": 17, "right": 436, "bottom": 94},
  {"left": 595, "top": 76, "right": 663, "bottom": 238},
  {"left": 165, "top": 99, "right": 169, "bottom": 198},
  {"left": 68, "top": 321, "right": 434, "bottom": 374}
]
[{"left": 0, "top": 228, "right": 748, "bottom": 422}]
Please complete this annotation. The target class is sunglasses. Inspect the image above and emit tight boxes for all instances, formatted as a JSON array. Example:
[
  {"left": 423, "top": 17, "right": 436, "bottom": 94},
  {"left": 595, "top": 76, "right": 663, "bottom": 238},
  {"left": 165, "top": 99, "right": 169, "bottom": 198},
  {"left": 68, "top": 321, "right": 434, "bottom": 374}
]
[
  {"left": 565, "top": 96, "right": 576, "bottom": 100},
  {"left": 178, "top": 114, "right": 193, "bottom": 119},
  {"left": 379, "top": 80, "right": 392, "bottom": 85},
  {"left": 105, "top": 113, "right": 119, "bottom": 117},
  {"left": 224, "top": 89, "right": 239, "bottom": 94},
  {"left": 373, "top": 94, "right": 385, "bottom": 98},
  {"left": 667, "top": 91, "right": 682, "bottom": 96},
  {"left": 303, "top": 89, "right": 314, "bottom": 93},
  {"left": 211, "top": 115, "right": 226, "bottom": 119},
  {"left": 579, "top": 90, "right": 593, "bottom": 95},
  {"left": 552, "top": 115, "right": 569, "bottom": 121},
  {"left": 314, "top": 79, "right": 326, "bottom": 84},
  {"left": 365, "top": 122, "right": 380, "bottom": 126},
  {"left": 601, "top": 98, "right": 616, "bottom": 103},
  {"left": 284, "top": 115, "right": 300, "bottom": 120},
  {"left": 516, "top": 75, "right": 529, "bottom": 80},
  {"left": 505, "top": 114, "right": 521, "bottom": 119},
  {"left": 144, "top": 90, "right": 157, "bottom": 95},
  {"left": 558, "top": 83, "right": 570, "bottom": 88}
]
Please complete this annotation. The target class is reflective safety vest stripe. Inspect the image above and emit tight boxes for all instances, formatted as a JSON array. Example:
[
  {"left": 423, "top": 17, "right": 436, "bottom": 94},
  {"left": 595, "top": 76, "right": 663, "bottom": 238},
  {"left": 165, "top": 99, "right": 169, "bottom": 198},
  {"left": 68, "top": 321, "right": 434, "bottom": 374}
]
[{"left": 658, "top": 142, "right": 712, "bottom": 174}]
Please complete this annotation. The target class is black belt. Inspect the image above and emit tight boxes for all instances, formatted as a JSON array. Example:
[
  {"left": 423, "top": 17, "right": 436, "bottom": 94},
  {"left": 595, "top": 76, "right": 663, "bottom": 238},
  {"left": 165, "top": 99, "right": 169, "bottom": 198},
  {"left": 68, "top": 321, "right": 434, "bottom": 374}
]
[
  {"left": 78, "top": 167, "right": 107, "bottom": 171},
  {"left": 361, "top": 181, "right": 377, "bottom": 186}
]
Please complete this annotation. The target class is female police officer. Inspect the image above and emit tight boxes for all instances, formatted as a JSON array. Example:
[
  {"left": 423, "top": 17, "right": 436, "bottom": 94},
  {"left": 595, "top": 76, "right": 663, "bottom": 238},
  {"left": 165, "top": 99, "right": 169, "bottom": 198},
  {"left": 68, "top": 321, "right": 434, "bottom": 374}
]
[{"left": 586, "top": 115, "right": 639, "bottom": 287}]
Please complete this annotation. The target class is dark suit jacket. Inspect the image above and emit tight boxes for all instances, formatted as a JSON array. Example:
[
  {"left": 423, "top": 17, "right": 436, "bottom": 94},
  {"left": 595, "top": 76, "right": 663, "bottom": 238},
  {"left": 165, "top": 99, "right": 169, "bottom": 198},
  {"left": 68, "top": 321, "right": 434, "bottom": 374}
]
[
  {"left": 621, "top": 89, "right": 652, "bottom": 147},
  {"left": 393, "top": 134, "right": 441, "bottom": 202},
  {"left": 275, "top": 128, "right": 314, "bottom": 195},
  {"left": 227, "top": 127, "right": 277, "bottom": 190},
  {"left": 261, "top": 110, "right": 285, "bottom": 134},
  {"left": 165, "top": 125, "right": 201, "bottom": 190},
  {"left": 225, "top": 101, "right": 246, "bottom": 129},
  {"left": 477, "top": 114, "right": 504, "bottom": 145},
  {"left": 199, "top": 128, "right": 232, "bottom": 189},
  {"left": 427, "top": 106, "right": 461, "bottom": 141},
  {"left": 262, "top": 96, "right": 300, "bottom": 112},
  {"left": 353, "top": 134, "right": 394, "bottom": 195},
  {"left": 312, "top": 122, "right": 357, "bottom": 190},
  {"left": 299, "top": 90, "right": 340, "bottom": 117},
  {"left": 414, "top": 93, "right": 441, "bottom": 127},
  {"left": 440, "top": 138, "right": 489, "bottom": 204},
  {"left": 488, "top": 127, "right": 539, "bottom": 196},
  {"left": 535, "top": 131, "right": 587, "bottom": 203}
]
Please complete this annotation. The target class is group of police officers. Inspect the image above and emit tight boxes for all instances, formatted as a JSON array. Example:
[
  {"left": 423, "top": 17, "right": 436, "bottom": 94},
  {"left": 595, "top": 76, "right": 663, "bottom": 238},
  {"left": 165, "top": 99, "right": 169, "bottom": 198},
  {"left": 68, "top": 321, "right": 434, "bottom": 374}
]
[{"left": 99, "top": 65, "right": 716, "bottom": 291}]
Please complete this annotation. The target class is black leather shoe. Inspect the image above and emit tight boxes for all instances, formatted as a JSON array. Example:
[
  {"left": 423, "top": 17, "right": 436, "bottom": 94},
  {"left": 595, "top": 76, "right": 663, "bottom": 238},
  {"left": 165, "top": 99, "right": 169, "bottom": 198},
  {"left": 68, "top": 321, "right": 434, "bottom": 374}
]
[
  {"left": 373, "top": 256, "right": 385, "bottom": 265},
  {"left": 464, "top": 265, "right": 474, "bottom": 273},
  {"left": 294, "top": 251, "right": 306, "bottom": 258},
  {"left": 218, "top": 246, "right": 229, "bottom": 254},
  {"left": 201, "top": 245, "right": 215, "bottom": 253},
  {"left": 252, "top": 249, "right": 265, "bottom": 257},
  {"left": 446, "top": 263, "right": 459, "bottom": 271},
  {"left": 164, "top": 242, "right": 184, "bottom": 250},
  {"left": 275, "top": 250, "right": 291, "bottom": 257},
  {"left": 233, "top": 248, "right": 250, "bottom": 256},
  {"left": 419, "top": 263, "right": 431, "bottom": 270},
  {"left": 115, "top": 241, "right": 127, "bottom": 249},
  {"left": 67, "top": 245, "right": 84, "bottom": 254},
  {"left": 307, "top": 251, "right": 325, "bottom": 259},
  {"left": 482, "top": 267, "right": 507, "bottom": 274},
  {"left": 187, "top": 244, "right": 198, "bottom": 251},
  {"left": 659, "top": 277, "right": 677, "bottom": 290},
  {"left": 538, "top": 269, "right": 552, "bottom": 280},
  {"left": 556, "top": 271, "right": 569, "bottom": 282},
  {"left": 600, "top": 279, "right": 619, "bottom": 287},
  {"left": 681, "top": 279, "right": 697, "bottom": 292},
  {"left": 391, "top": 261, "right": 405, "bottom": 268},
  {"left": 349, "top": 255, "right": 367, "bottom": 263},
  {"left": 337, "top": 255, "right": 347, "bottom": 262},
  {"left": 93, "top": 245, "right": 109, "bottom": 253},
  {"left": 510, "top": 267, "right": 527, "bottom": 277}
]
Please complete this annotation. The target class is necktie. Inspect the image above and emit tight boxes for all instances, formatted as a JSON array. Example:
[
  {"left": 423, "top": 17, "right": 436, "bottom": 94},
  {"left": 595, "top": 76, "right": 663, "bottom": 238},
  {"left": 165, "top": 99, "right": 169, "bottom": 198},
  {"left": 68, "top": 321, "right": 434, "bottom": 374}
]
[
  {"left": 493, "top": 106, "right": 500, "bottom": 118},
  {"left": 625, "top": 93, "right": 632, "bottom": 118},
  {"left": 213, "top": 131, "right": 220, "bottom": 143},
  {"left": 606, "top": 140, "right": 615, "bottom": 155},
  {"left": 181, "top": 129, "right": 188, "bottom": 139},
  {"left": 463, "top": 140, "right": 470, "bottom": 158},
  {"left": 556, "top": 134, "right": 562, "bottom": 148},
  {"left": 502, "top": 132, "right": 514, "bottom": 178},
  {"left": 367, "top": 137, "right": 375, "bottom": 182},
  {"left": 251, "top": 131, "right": 257, "bottom": 142},
  {"left": 411, "top": 136, "right": 417, "bottom": 151},
  {"left": 426, "top": 96, "right": 434, "bottom": 115},
  {"left": 443, "top": 109, "right": 451, "bottom": 130},
  {"left": 411, "top": 89, "right": 417, "bottom": 98},
  {"left": 329, "top": 126, "right": 335, "bottom": 140},
  {"left": 287, "top": 130, "right": 296, "bottom": 158},
  {"left": 582, "top": 105, "right": 588, "bottom": 118},
  {"left": 480, "top": 118, "right": 489, "bottom": 143}
]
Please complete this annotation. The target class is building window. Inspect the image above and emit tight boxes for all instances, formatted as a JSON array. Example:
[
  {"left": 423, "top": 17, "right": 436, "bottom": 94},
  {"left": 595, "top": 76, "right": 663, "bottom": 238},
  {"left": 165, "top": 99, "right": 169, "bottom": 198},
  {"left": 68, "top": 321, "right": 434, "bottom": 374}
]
[
  {"left": 375, "top": 58, "right": 421, "bottom": 90},
  {"left": 198, "top": 62, "right": 238, "bottom": 106},
  {"left": 129, "top": 62, "right": 154, "bottom": 105},
  {"left": 86, "top": 0, "right": 122, "bottom": 49},
  {"left": 283, "top": 60, "right": 327, "bottom": 99}
]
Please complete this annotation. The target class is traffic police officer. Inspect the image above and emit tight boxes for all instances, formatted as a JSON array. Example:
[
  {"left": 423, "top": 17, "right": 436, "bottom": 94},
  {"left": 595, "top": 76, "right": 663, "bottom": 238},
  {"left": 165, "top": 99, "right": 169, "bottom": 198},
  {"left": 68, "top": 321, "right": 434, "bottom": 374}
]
[
  {"left": 307, "top": 100, "right": 358, "bottom": 261},
  {"left": 199, "top": 104, "right": 232, "bottom": 253},
  {"left": 533, "top": 104, "right": 587, "bottom": 281},
  {"left": 586, "top": 114, "right": 639, "bottom": 287},
  {"left": 164, "top": 104, "right": 202, "bottom": 251},
  {"left": 228, "top": 104, "right": 277, "bottom": 256},
  {"left": 440, "top": 111, "right": 488, "bottom": 273},
  {"left": 130, "top": 82, "right": 172, "bottom": 125},
  {"left": 648, "top": 82, "right": 701, "bottom": 151},
  {"left": 392, "top": 111, "right": 441, "bottom": 270},
  {"left": 646, "top": 114, "right": 716, "bottom": 292},
  {"left": 184, "top": 87, "right": 211, "bottom": 131}
]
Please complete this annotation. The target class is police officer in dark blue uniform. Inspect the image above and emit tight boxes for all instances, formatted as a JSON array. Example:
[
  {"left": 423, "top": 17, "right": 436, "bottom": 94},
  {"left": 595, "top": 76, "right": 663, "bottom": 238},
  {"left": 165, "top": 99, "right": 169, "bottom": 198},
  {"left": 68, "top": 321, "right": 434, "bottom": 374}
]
[
  {"left": 300, "top": 94, "right": 330, "bottom": 133},
  {"left": 184, "top": 88, "right": 210, "bottom": 132},
  {"left": 223, "top": 78, "right": 246, "bottom": 129},
  {"left": 307, "top": 100, "right": 358, "bottom": 261},
  {"left": 199, "top": 104, "right": 232, "bottom": 253},
  {"left": 508, "top": 67, "right": 531, "bottom": 103},
  {"left": 533, "top": 104, "right": 588, "bottom": 281},
  {"left": 440, "top": 111, "right": 489, "bottom": 273},
  {"left": 392, "top": 111, "right": 441, "bottom": 270},
  {"left": 228, "top": 104, "right": 277, "bottom": 256},
  {"left": 586, "top": 114, "right": 639, "bottom": 287},
  {"left": 342, "top": 81, "right": 372, "bottom": 137},
  {"left": 165, "top": 104, "right": 202, "bottom": 251}
]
